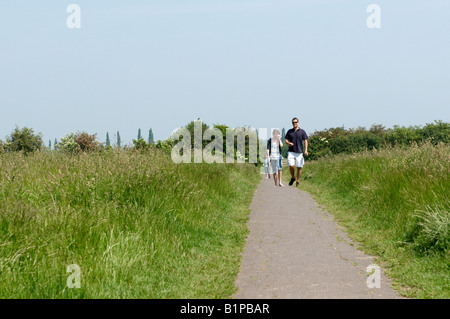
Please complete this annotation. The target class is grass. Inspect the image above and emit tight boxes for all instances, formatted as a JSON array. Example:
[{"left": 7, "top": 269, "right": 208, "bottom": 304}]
[
  {"left": 0, "top": 148, "right": 260, "bottom": 298},
  {"left": 289, "top": 142, "right": 449, "bottom": 298}
]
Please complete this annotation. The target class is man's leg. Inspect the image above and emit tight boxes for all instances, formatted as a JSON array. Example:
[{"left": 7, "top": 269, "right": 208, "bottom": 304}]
[
  {"left": 295, "top": 153, "right": 304, "bottom": 186},
  {"left": 296, "top": 167, "right": 302, "bottom": 182},
  {"left": 289, "top": 166, "right": 295, "bottom": 186},
  {"left": 295, "top": 168, "right": 302, "bottom": 186},
  {"left": 287, "top": 152, "right": 296, "bottom": 186}
]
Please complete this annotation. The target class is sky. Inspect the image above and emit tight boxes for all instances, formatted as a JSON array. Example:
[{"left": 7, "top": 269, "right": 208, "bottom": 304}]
[{"left": 1, "top": 0, "right": 449, "bottom": 145}]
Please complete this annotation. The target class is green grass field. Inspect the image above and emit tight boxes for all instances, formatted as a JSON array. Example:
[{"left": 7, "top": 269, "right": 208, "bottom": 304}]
[
  {"left": 0, "top": 149, "right": 260, "bottom": 298},
  {"left": 293, "top": 142, "right": 449, "bottom": 298}
]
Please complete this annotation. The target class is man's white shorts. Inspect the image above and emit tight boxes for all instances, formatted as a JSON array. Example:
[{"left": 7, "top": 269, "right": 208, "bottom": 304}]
[{"left": 287, "top": 152, "right": 304, "bottom": 168}]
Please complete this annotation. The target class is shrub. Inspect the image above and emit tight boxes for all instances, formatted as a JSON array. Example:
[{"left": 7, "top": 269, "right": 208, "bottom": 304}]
[
  {"left": 308, "top": 121, "right": 448, "bottom": 161},
  {"left": 55, "top": 133, "right": 79, "bottom": 154},
  {"left": 0, "top": 139, "right": 4, "bottom": 154},
  {"left": 307, "top": 135, "right": 331, "bottom": 160},
  {"left": 369, "top": 123, "right": 387, "bottom": 136},
  {"left": 4, "top": 126, "right": 43, "bottom": 153},
  {"left": 384, "top": 125, "right": 423, "bottom": 146},
  {"left": 156, "top": 138, "right": 175, "bottom": 152},
  {"left": 132, "top": 138, "right": 150, "bottom": 150},
  {"left": 346, "top": 131, "right": 383, "bottom": 152},
  {"left": 421, "top": 120, "right": 450, "bottom": 145},
  {"left": 74, "top": 131, "right": 101, "bottom": 152}
]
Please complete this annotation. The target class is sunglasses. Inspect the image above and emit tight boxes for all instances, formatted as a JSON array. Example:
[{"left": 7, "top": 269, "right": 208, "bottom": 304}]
[{"left": 292, "top": 121, "right": 298, "bottom": 124}]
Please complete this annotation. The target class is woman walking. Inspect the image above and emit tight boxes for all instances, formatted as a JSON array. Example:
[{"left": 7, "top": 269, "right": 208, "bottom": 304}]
[{"left": 267, "top": 129, "right": 283, "bottom": 187}]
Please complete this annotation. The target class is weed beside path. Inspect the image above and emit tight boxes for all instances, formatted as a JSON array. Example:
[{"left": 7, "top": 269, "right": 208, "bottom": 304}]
[
  {"left": 0, "top": 149, "right": 260, "bottom": 298},
  {"left": 297, "top": 142, "right": 449, "bottom": 298}
]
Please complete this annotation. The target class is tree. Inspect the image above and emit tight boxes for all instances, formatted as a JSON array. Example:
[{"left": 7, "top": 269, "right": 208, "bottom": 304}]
[
  {"left": 55, "top": 133, "right": 78, "bottom": 153},
  {"left": 213, "top": 124, "right": 229, "bottom": 156},
  {"left": 54, "top": 138, "right": 58, "bottom": 149},
  {"left": 74, "top": 131, "right": 101, "bottom": 152},
  {"left": 132, "top": 138, "right": 149, "bottom": 150},
  {"left": 137, "top": 128, "right": 142, "bottom": 141},
  {"left": 49, "top": 140, "right": 52, "bottom": 150},
  {"left": 421, "top": 120, "right": 450, "bottom": 144},
  {"left": 106, "top": 132, "right": 111, "bottom": 147},
  {"left": 117, "top": 131, "right": 121, "bottom": 148},
  {"left": 369, "top": 124, "right": 386, "bottom": 136},
  {"left": 184, "top": 119, "right": 209, "bottom": 149},
  {"left": 5, "top": 126, "right": 43, "bottom": 153},
  {"left": 148, "top": 128, "right": 154, "bottom": 144}
]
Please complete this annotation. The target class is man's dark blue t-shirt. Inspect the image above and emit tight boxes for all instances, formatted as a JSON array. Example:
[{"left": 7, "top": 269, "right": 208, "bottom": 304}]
[{"left": 285, "top": 128, "right": 308, "bottom": 153}]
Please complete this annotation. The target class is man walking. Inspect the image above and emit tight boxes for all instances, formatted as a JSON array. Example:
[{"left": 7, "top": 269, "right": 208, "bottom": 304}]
[{"left": 285, "top": 117, "right": 308, "bottom": 187}]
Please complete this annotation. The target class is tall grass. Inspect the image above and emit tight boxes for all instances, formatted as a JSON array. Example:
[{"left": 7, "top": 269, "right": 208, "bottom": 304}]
[
  {"left": 297, "top": 142, "right": 449, "bottom": 298},
  {"left": 0, "top": 149, "right": 260, "bottom": 298}
]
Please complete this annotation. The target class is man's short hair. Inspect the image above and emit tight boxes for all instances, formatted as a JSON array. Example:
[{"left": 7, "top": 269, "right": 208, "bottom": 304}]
[{"left": 292, "top": 117, "right": 299, "bottom": 122}]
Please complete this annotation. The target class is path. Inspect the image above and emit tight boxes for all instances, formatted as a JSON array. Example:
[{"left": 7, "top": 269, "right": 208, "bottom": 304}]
[{"left": 234, "top": 178, "right": 403, "bottom": 299}]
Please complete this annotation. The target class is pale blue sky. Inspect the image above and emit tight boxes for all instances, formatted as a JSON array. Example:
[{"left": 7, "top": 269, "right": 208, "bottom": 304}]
[{"left": 1, "top": 0, "right": 449, "bottom": 145}]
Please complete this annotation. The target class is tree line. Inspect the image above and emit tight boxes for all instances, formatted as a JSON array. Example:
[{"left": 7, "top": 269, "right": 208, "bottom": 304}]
[
  {"left": 0, "top": 127, "right": 155, "bottom": 154},
  {"left": 1, "top": 120, "right": 447, "bottom": 160},
  {"left": 304, "top": 120, "right": 449, "bottom": 160}
]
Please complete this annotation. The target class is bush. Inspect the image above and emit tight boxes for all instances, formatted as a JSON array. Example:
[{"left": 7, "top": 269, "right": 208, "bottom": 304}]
[
  {"left": 308, "top": 121, "right": 448, "bottom": 161},
  {"left": 346, "top": 131, "right": 383, "bottom": 152},
  {"left": 308, "top": 125, "right": 383, "bottom": 159},
  {"left": 55, "top": 132, "right": 101, "bottom": 153},
  {"left": 384, "top": 125, "right": 423, "bottom": 146},
  {"left": 4, "top": 126, "right": 43, "bottom": 153},
  {"left": 0, "top": 140, "right": 4, "bottom": 154},
  {"left": 421, "top": 120, "right": 450, "bottom": 145},
  {"left": 132, "top": 138, "right": 150, "bottom": 150},
  {"left": 156, "top": 138, "right": 175, "bottom": 152},
  {"left": 55, "top": 133, "right": 79, "bottom": 154},
  {"left": 74, "top": 131, "right": 101, "bottom": 152},
  {"left": 307, "top": 135, "right": 331, "bottom": 160}
]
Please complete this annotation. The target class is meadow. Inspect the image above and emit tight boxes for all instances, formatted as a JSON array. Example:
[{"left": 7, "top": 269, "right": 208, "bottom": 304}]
[
  {"left": 297, "top": 141, "right": 449, "bottom": 298},
  {"left": 0, "top": 148, "right": 260, "bottom": 298}
]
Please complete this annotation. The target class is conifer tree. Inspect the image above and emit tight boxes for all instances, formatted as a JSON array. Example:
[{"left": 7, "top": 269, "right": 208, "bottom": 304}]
[
  {"left": 148, "top": 128, "right": 154, "bottom": 144},
  {"left": 117, "top": 131, "right": 121, "bottom": 148},
  {"left": 106, "top": 132, "right": 110, "bottom": 147},
  {"left": 137, "top": 128, "right": 142, "bottom": 141}
]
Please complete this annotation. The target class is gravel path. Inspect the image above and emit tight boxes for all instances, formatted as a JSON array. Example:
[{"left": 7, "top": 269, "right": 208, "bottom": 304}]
[{"left": 234, "top": 178, "right": 403, "bottom": 299}]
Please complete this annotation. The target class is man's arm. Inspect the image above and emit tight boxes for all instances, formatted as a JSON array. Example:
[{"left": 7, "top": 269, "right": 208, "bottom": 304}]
[
  {"left": 284, "top": 131, "right": 292, "bottom": 146},
  {"left": 304, "top": 139, "right": 308, "bottom": 156}
]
